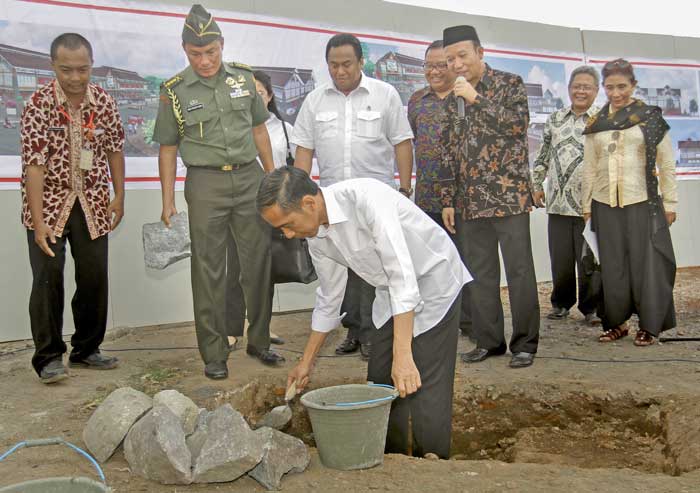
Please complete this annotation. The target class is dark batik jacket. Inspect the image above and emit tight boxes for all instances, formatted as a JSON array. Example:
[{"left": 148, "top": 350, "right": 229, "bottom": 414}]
[{"left": 439, "top": 64, "right": 534, "bottom": 219}]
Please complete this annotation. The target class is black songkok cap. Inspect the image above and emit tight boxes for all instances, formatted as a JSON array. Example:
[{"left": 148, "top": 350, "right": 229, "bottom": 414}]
[{"left": 443, "top": 25, "right": 480, "bottom": 47}]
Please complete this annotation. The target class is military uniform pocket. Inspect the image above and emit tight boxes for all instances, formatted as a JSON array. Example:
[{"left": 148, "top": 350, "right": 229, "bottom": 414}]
[
  {"left": 229, "top": 94, "right": 251, "bottom": 111},
  {"left": 184, "top": 109, "right": 215, "bottom": 139}
]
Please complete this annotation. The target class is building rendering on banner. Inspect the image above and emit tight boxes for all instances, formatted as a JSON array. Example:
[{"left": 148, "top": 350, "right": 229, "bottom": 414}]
[
  {"left": 635, "top": 85, "right": 683, "bottom": 115},
  {"left": 252, "top": 66, "right": 314, "bottom": 122},
  {"left": 374, "top": 51, "right": 424, "bottom": 104},
  {"left": 0, "top": 43, "right": 147, "bottom": 118},
  {"left": 525, "top": 82, "right": 564, "bottom": 114},
  {"left": 0, "top": 44, "right": 54, "bottom": 117},
  {"left": 91, "top": 66, "right": 148, "bottom": 106},
  {"left": 679, "top": 138, "right": 700, "bottom": 165}
]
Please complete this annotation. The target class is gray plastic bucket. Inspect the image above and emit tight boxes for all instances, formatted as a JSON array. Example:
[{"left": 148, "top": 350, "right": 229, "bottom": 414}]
[
  {"left": 300, "top": 383, "right": 399, "bottom": 470},
  {"left": 0, "top": 438, "right": 109, "bottom": 492}
]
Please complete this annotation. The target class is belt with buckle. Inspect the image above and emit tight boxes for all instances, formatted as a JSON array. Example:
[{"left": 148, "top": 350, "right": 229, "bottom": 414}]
[
  {"left": 220, "top": 162, "right": 249, "bottom": 171},
  {"left": 204, "top": 161, "right": 254, "bottom": 171}
]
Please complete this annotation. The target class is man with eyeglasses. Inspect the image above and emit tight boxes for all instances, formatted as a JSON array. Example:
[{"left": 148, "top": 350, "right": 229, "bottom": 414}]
[
  {"left": 408, "top": 40, "right": 473, "bottom": 341},
  {"left": 532, "top": 66, "right": 603, "bottom": 325}
]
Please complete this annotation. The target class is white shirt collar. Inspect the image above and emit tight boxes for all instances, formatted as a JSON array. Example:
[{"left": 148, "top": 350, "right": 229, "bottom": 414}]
[
  {"left": 565, "top": 104, "right": 599, "bottom": 119},
  {"left": 326, "top": 73, "right": 370, "bottom": 97},
  {"left": 315, "top": 187, "right": 348, "bottom": 238}
]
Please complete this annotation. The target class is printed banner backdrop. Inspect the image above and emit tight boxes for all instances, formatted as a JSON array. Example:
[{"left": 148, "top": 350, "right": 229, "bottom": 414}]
[
  {"left": 588, "top": 58, "right": 700, "bottom": 176},
  {"left": 0, "top": 0, "right": 699, "bottom": 191}
]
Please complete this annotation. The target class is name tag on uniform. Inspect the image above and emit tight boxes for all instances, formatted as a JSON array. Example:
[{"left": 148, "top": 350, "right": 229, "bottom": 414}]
[
  {"left": 229, "top": 88, "right": 250, "bottom": 98},
  {"left": 187, "top": 103, "right": 203, "bottom": 112},
  {"left": 80, "top": 148, "right": 94, "bottom": 170}
]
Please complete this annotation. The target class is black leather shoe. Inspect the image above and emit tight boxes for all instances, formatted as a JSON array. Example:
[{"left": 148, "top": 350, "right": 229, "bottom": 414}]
[
  {"left": 509, "top": 352, "right": 535, "bottom": 368},
  {"left": 68, "top": 352, "right": 118, "bottom": 370},
  {"left": 270, "top": 336, "right": 285, "bottom": 345},
  {"left": 546, "top": 307, "right": 569, "bottom": 320},
  {"left": 335, "top": 337, "right": 360, "bottom": 355},
  {"left": 360, "top": 342, "right": 372, "bottom": 361},
  {"left": 246, "top": 346, "right": 285, "bottom": 366},
  {"left": 460, "top": 346, "right": 507, "bottom": 363},
  {"left": 204, "top": 361, "right": 228, "bottom": 380}
]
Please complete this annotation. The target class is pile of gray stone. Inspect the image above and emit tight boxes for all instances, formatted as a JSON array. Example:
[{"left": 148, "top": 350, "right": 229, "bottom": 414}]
[{"left": 83, "top": 387, "right": 310, "bottom": 490}]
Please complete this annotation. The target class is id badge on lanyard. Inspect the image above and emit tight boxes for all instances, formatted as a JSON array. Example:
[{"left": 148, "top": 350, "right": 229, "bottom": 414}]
[{"left": 80, "top": 148, "right": 94, "bottom": 170}]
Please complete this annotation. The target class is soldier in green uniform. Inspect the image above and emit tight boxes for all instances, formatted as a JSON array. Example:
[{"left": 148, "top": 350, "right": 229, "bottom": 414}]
[{"left": 154, "top": 4, "right": 284, "bottom": 379}]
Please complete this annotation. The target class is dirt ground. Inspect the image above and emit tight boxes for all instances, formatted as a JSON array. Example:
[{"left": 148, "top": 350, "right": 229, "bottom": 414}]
[{"left": 1, "top": 268, "right": 700, "bottom": 492}]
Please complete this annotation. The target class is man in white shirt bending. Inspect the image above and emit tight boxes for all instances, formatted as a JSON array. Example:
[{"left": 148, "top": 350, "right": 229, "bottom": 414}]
[
  {"left": 256, "top": 166, "right": 471, "bottom": 459},
  {"left": 292, "top": 33, "right": 414, "bottom": 361}
]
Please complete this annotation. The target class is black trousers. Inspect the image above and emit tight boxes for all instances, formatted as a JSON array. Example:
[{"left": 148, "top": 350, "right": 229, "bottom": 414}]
[
  {"left": 547, "top": 214, "right": 601, "bottom": 316},
  {"left": 426, "top": 212, "right": 473, "bottom": 334},
  {"left": 340, "top": 269, "right": 375, "bottom": 344},
  {"left": 592, "top": 200, "right": 676, "bottom": 335},
  {"left": 367, "top": 295, "right": 460, "bottom": 459},
  {"left": 456, "top": 213, "right": 540, "bottom": 354},
  {"left": 27, "top": 202, "right": 108, "bottom": 375}
]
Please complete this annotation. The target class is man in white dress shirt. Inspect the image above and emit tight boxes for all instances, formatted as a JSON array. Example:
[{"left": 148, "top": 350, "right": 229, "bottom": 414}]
[
  {"left": 256, "top": 166, "right": 471, "bottom": 459},
  {"left": 292, "top": 33, "right": 415, "bottom": 361}
]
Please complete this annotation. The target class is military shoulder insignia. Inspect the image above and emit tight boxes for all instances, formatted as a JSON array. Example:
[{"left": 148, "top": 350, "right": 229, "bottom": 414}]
[
  {"left": 161, "top": 75, "right": 185, "bottom": 137},
  {"left": 228, "top": 61, "right": 252, "bottom": 72},
  {"left": 162, "top": 75, "right": 183, "bottom": 89}
]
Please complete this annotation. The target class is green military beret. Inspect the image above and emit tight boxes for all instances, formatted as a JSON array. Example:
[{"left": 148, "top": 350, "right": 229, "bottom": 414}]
[{"left": 182, "top": 4, "right": 222, "bottom": 46}]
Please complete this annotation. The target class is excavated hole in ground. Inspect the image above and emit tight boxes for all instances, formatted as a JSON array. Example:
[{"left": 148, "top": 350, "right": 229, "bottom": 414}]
[{"left": 205, "top": 379, "right": 691, "bottom": 477}]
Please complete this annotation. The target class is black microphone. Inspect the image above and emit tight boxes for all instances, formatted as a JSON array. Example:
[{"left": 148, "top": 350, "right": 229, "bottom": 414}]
[{"left": 456, "top": 76, "right": 466, "bottom": 119}]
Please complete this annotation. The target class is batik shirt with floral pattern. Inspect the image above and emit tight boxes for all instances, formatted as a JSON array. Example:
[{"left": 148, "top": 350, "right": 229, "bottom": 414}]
[
  {"left": 439, "top": 64, "right": 533, "bottom": 219},
  {"left": 408, "top": 86, "right": 449, "bottom": 213},
  {"left": 532, "top": 105, "right": 599, "bottom": 217},
  {"left": 20, "top": 81, "right": 124, "bottom": 239}
]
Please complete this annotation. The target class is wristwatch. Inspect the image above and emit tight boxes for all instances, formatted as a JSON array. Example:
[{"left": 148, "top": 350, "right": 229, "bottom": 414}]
[{"left": 399, "top": 187, "right": 413, "bottom": 197}]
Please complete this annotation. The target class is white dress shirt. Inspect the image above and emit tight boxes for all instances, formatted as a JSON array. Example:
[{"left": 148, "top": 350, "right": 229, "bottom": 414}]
[
  {"left": 258, "top": 114, "right": 295, "bottom": 169},
  {"left": 291, "top": 74, "right": 414, "bottom": 187},
  {"left": 308, "top": 178, "right": 472, "bottom": 337}
]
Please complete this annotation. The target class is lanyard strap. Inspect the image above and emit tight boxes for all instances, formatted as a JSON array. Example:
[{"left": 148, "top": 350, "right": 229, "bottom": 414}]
[
  {"left": 279, "top": 115, "right": 293, "bottom": 160},
  {"left": 57, "top": 105, "right": 95, "bottom": 130},
  {"left": 54, "top": 82, "right": 96, "bottom": 139}
]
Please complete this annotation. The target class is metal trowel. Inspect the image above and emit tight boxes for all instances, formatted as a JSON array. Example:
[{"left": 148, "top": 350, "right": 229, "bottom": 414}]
[{"left": 258, "top": 380, "right": 297, "bottom": 430}]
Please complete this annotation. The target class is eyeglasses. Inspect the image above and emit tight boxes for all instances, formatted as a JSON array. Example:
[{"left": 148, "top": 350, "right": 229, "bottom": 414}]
[
  {"left": 423, "top": 62, "right": 449, "bottom": 72},
  {"left": 571, "top": 84, "right": 596, "bottom": 92}
]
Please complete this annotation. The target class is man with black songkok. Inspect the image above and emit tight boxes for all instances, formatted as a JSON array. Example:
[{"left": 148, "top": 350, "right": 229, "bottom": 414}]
[{"left": 439, "top": 25, "right": 540, "bottom": 369}]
